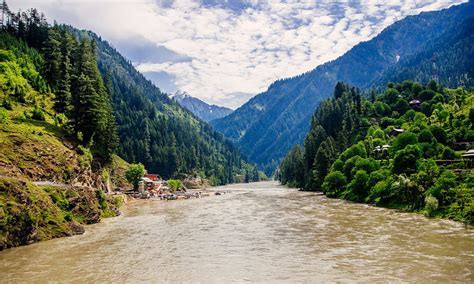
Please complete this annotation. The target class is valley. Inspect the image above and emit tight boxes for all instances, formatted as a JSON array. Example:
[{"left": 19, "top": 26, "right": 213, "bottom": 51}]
[{"left": 0, "top": 0, "right": 473, "bottom": 282}]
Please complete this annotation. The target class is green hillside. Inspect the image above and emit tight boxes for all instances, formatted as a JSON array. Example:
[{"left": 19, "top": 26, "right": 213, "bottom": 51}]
[
  {"left": 0, "top": 31, "right": 127, "bottom": 250},
  {"left": 278, "top": 81, "right": 474, "bottom": 224},
  {"left": 63, "top": 26, "right": 261, "bottom": 184}
]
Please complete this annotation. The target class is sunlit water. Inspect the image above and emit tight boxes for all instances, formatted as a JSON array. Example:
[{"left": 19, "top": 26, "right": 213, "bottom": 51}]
[{"left": 1, "top": 181, "right": 473, "bottom": 282}]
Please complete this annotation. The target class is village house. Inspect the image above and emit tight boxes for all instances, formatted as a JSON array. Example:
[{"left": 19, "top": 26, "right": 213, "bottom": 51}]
[
  {"left": 461, "top": 149, "right": 474, "bottom": 159},
  {"left": 409, "top": 99, "right": 421, "bottom": 110},
  {"left": 139, "top": 173, "right": 163, "bottom": 192},
  {"left": 389, "top": 128, "right": 405, "bottom": 137}
]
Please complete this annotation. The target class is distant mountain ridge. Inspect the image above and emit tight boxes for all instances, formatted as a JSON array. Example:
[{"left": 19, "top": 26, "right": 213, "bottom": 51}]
[
  {"left": 211, "top": 1, "right": 474, "bottom": 174},
  {"left": 171, "top": 91, "right": 233, "bottom": 122}
]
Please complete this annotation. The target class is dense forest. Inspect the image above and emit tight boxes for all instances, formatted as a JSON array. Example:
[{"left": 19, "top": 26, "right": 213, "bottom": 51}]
[
  {"left": 1, "top": 9, "right": 118, "bottom": 163},
  {"left": 212, "top": 1, "right": 474, "bottom": 175},
  {"left": 278, "top": 81, "right": 474, "bottom": 224},
  {"left": 0, "top": 4, "right": 262, "bottom": 185}
]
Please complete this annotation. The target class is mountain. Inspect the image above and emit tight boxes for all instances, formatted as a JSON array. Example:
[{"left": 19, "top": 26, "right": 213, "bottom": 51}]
[
  {"left": 211, "top": 1, "right": 474, "bottom": 175},
  {"left": 62, "top": 27, "right": 260, "bottom": 184},
  {"left": 0, "top": 5, "right": 261, "bottom": 186},
  {"left": 171, "top": 90, "right": 233, "bottom": 122}
]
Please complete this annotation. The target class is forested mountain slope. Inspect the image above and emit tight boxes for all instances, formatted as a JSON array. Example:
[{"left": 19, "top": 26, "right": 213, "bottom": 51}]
[
  {"left": 0, "top": 4, "right": 260, "bottom": 185},
  {"left": 0, "top": 29, "right": 127, "bottom": 249},
  {"left": 61, "top": 26, "right": 259, "bottom": 184},
  {"left": 212, "top": 1, "right": 474, "bottom": 174}
]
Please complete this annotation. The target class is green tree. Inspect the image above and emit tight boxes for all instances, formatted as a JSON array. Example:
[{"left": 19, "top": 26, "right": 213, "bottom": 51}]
[
  {"left": 53, "top": 30, "right": 75, "bottom": 114},
  {"left": 391, "top": 132, "right": 418, "bottom": 152},
  {"left": 168, "top": 179, "right": 183, "bottom": 192},
  {"left": 42, "top": 27, "right": 62, "bottom": 89},
  {"left": 126, "top": 163, "right": 145, "bottom": 191},
  {"left": 347, "top": 170, "right": 370, "bottom": 201},
  {"left": 392, "top": 145, "right": 421, "bottom": 174},
  {"left": 322, "top": 171, "right": 347, "bottom": 197}
]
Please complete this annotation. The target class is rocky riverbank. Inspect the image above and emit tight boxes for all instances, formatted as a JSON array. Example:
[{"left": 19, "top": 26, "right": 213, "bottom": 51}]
[{"left": 0, "top": 177, "right": 125, "bottom": 250}]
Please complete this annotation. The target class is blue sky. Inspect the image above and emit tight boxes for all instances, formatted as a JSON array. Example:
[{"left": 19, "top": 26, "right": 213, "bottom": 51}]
[{"left": 11, "top": 0, "right": 466, "bottom": 108}]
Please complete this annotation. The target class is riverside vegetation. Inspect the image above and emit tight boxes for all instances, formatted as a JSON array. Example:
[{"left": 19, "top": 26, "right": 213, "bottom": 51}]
[{"left": 278, "top": 81, "right": 474, "bottom": 224}]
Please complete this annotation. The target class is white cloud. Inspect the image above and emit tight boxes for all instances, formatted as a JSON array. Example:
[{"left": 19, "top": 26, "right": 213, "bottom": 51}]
[{"left": 10, "top": 0, "right": 467, "bottom": 108}]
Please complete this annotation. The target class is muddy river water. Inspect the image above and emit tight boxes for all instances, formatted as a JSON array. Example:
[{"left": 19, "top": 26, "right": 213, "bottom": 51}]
[{"left": 1, "top": 181, "right": 473, "bottom": 282}]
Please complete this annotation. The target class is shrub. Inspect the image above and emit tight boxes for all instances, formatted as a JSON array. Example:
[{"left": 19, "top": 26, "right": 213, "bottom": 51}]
[
  {"left": 403, "top": 109, "right": 416, "bottom": 122},
  {"left": 419, "top": 89, "right": 436, "bottom": 101},
  {"left": 31, "top": 106, "right": 45, "bottom": 121},
  {"left": 421, "top": 102, "right": 432, "bottom": 116},
  {"left": 392, "top": 144, "right": 421, "bottom": 174},
  {"left": 441, "top": 147, "right": 456, "bottom": 159},
  {"left": 126, "top": 163, "right": 145, "bottom": 191},
  {"left": 2, "top": 97, "right": 12, "bottom": 110},
  {"left": 372, "top": 129, "right": 385, "bottom": 140},
  {"left": 340, "top": 142, "right": 367, "bottom": 161},
  {"left": 322, "top": 171, "right": 347, "bottom": 197},
  {"left": 383, "top": 88, "right": 400, "bottom": 105},
  {"left": 469, "top": 107, "right": 474, "bottom": 126},
  {"left": 391, "top": 132, "right": 418, "bottom": 152},
  {"left": 343, "top": 155, "right": 362, "bottom": 179},
  {"left": 368, "top": 178, "right": 396, "bottom": 204},
  {"left": 381, "top": 117, "right": 396, "bottom": 128},
  {"left": 430, "top": 125, "right": 448, "bottom": 145},
  {"left": 374, "top": 101, "right": 391, "bottom": 117},
  {"left": 426, "top": 170, "right": 457, "bottom": 207},
  {"left": 168, "top": 179, "right": 184, "bottom": 191},
  {"left": 368, "top": 168, "right": 390, "bottom": 189},
  {"left": 446, "top": 185, "right": 474, "bottom": 224},
  {"left": 417, "top": 129, "right": 434, "bottom": 143},
  {"left": 394, "top": 98, "right": 410, "bottom": 114},
  {"left": 424, "top": 195, "right": 439, "bottom": 217},
  {"left": 347, "top": 170, "right": 370, "bottom": 201},
  {"left": 331, "top": 159, "right": 344, "bottom": 172},
  {"left": 0, "top": 108, "right": 8, "bottom": 123},
  {"left": 354, "top": 158, "right": 379, "bottom": 174}
]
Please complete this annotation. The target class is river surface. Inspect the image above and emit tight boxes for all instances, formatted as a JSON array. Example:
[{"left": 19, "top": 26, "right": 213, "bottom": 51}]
[{"left": 1, "top": 181, "right": 473, "bottom": 282}]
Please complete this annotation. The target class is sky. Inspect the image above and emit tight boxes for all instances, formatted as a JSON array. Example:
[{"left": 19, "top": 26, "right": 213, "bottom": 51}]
[{"left": 11, "top": 0, "right": 466, "bottom": 109}]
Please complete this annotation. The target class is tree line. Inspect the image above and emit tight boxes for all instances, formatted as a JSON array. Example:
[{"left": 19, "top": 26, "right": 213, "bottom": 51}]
[{"left": 278, "top": 80, "right": 474, "bottom": 224}]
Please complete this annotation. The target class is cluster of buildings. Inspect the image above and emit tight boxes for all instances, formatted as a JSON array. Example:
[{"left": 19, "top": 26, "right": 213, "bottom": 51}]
[{"left": 138, "top": 174, "right": 164, "bottom": 193}]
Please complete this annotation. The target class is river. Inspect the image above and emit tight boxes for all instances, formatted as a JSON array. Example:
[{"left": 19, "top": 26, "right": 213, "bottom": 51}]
[{"left": 1, "top": 181, "right": 473, "bottom": 282}]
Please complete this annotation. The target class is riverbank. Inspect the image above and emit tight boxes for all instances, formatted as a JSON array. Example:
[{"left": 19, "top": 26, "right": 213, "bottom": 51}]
[
  {"left": 296, "top": 185, "right": 473, "bottom": 226},
  {"left": 0, "top": 177, "right": 125, "bottom": 250},
  {"left": 0, "top": 177, "right": 231, "bottom": 250}
]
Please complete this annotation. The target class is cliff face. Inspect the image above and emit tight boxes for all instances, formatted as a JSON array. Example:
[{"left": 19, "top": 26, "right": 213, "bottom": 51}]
[{"left": 0, "top": 178, "right": 124, "bottom": 250}]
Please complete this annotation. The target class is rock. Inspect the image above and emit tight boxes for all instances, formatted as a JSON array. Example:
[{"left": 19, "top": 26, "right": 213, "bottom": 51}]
[{"left": 69, "top": 221, "right": 85, "bottom": 235}]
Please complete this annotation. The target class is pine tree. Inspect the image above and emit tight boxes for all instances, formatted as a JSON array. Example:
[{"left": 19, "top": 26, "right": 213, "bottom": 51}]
[
  {"left": 42, "top": 26, "right": 61, "bottom": 89},
  {"left": 53, "top": 29, "right": 75, "bottom": 114}
]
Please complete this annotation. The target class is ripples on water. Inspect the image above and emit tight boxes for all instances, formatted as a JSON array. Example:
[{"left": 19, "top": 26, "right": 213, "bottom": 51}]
[{"left": 1, "top": 181, "right": 473, "bottom": 282}]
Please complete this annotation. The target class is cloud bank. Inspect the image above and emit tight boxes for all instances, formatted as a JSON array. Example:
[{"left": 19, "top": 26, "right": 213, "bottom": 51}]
[{"left": 11, "top": 0, "right": 466, "bottom": 108}]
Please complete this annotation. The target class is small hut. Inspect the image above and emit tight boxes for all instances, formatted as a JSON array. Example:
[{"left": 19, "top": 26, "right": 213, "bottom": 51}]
[
  {"left": 389, "top": 128, "right": 405, "bottom": 137},
  {"left": 461, "top": 149, "right": 474, "bottom": 159},
  {"left": 409, "top": 99, "right": 421, "bottom": 110}
]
